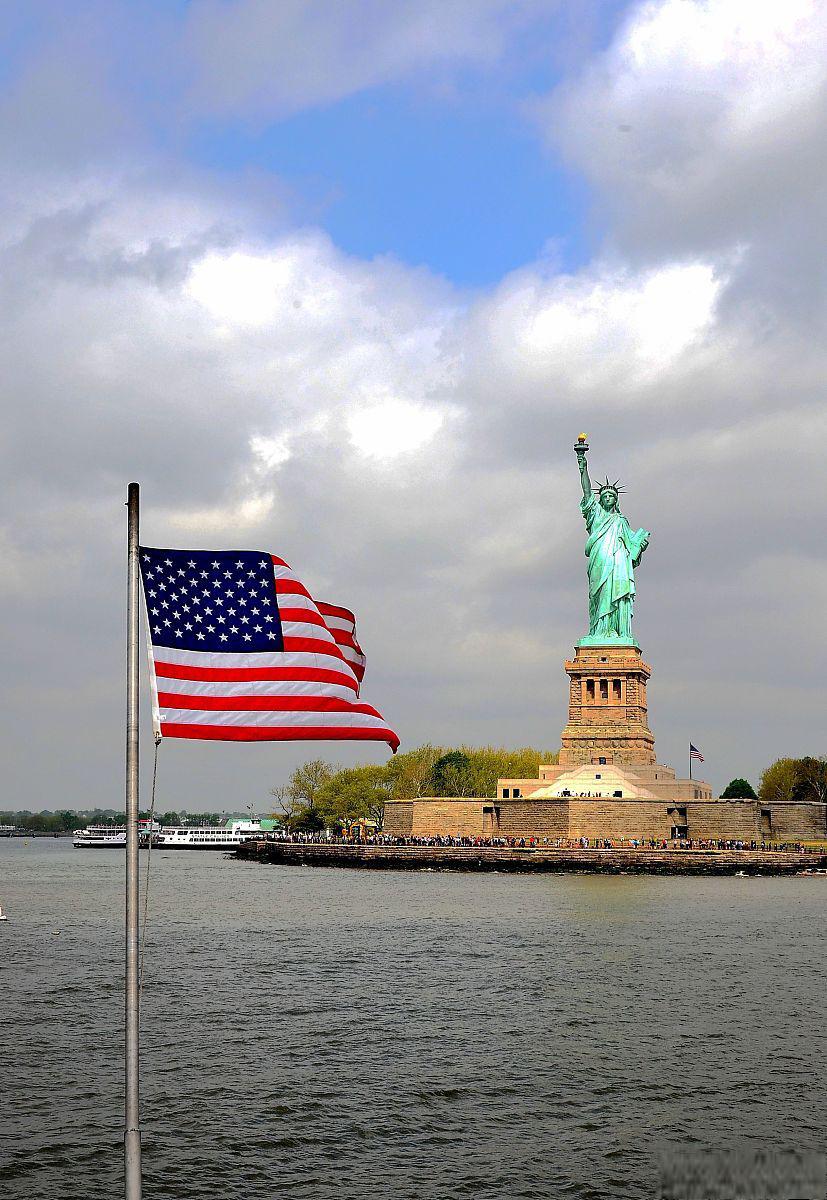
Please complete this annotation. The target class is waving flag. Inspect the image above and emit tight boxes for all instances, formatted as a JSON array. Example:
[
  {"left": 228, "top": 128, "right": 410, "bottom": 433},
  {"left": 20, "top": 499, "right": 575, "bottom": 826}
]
[
  {"left": 139, "top": 547, "right": 398, "bottom": 750},
  {"left": 689, "top": 743, "right": 704, "bottom": 763},
  {"left": 316, "top": 602, "right": 366, "bottom": 687}
]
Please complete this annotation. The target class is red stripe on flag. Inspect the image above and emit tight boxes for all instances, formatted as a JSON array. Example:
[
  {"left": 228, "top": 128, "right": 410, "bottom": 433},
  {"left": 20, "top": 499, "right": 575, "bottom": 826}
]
[
  {"left": 161, "top": 722, "right": 400, "bottom": 750},
  {"left": 281, "top": 636, "right": 347, "bottom": 659},
  {"left": 275, "top": 578, "right": 313, "bottom": 600},
  {"left": 158, "top": 692, "right": 382, "bottom": 717},
  {"left": 153, "top": 661, "right": 358, "bottom": 690},
  {"left": 278, "top": 606, "right": 329, "bottom": 628},
  {"left": 328, "top": 628, "right": 357, "bottom": 648},
  {"left": 316, "top": 601, "right": 355, "bottom": 621}
]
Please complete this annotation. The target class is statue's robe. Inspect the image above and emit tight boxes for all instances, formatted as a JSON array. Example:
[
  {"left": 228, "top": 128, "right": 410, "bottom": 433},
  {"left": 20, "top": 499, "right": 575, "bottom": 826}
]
[{"left": 581, "top": 493, "right": 649, "bottom": 637}]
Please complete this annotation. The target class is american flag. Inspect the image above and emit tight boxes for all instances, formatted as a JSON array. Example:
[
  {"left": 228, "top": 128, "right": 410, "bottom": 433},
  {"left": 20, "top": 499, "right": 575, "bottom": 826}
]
[
  {"left": 689, "top": 743, "right": 704, "bottom": 763},
  {"left": 139, "top": 547, "right": 398, "bottom": 750}
]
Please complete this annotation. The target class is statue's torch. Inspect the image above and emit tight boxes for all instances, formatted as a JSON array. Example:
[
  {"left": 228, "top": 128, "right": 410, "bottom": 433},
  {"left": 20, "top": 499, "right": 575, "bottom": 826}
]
[{"left": 574, "top": 432, "right": 589, "bottom": 458}]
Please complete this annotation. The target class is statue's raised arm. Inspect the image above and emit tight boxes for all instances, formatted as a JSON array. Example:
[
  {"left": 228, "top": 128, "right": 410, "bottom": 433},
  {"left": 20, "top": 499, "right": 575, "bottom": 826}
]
[
  {"left": 572, "top": 434, "right": 650, "bottom": 646},
  {"left": 575, "top": 435, "right": 591, "bottom": 502}
]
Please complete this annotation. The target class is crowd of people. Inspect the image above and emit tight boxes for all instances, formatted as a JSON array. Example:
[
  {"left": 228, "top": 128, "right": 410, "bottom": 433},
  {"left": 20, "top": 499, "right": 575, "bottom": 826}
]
[{"left": 259, "top": 831, "right": 811, "bottom": 853}]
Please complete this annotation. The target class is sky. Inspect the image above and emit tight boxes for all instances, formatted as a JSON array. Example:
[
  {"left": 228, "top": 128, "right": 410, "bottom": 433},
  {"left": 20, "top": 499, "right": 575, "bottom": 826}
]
[{"left": 1, "top": 0, "right": 826, "bottom": 812}]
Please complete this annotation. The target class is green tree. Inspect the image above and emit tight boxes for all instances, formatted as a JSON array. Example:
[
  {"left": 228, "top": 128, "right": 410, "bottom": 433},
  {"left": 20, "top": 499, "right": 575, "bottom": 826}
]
[
  {"left": 26, "top": 812, "right": 64, "bottom": 832},
  {"left": 431, "top": 751, "right": 473, "bottom": 796},
  {"left": 290, "top": 806, "right": 326, "bottom": 833},
  {"left": 289, "top": 759, "right": 335, "bottom": 808},
  {"left": 317, "top": 764, "right": 390, "bottom": 829},
  {"left": 759, "top": 758, "right": 799, "bottom": 804},
  {"left": 793, "top": 757, "right": 827, "bottom": 803},
  {"left": 428, "top": 745, "right": 559, "bottom": 797},
  {"left": 269, "top": 784, "right": 295, "bottom": 824},
  {"left": 275, "top": 759, "right": 336, "bottom": 829},
  {"left": 720, "top": 778, "right": 757, "bottom": 800},
  {"left": 385, "top": 744, "right": 446, "bottom": 799}
]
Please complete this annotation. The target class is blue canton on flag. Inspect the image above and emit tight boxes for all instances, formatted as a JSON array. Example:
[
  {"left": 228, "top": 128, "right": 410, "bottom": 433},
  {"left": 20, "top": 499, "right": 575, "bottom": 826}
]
[{"left": 141, "top": 549, "right": 284, "bottom": 653}]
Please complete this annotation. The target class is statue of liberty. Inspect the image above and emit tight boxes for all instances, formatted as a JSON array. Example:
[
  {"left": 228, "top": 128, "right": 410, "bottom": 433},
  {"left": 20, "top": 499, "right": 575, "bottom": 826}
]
[{"left": 574, "top": 435, "right": 650, "bottom": 644}]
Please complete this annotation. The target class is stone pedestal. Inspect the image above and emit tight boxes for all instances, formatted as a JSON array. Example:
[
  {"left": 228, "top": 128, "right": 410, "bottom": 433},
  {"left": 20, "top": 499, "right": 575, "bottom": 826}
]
[{"left": 558, "top": 642, "right": 656, "bottom": 767}]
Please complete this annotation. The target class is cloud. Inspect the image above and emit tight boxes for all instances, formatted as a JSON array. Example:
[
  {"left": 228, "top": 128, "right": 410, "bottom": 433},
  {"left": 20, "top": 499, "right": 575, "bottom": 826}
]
[
  {"left": 346, "top": 399, "right": 447, "bottom": 459},
  {"left": 541, "top": 0, "right": 827, "bottom": 266},
  {"left": 4, "top": 158, "right": 824, "bottom": 803},
  {"left": 1, "top": 1, "right": 826, "bottom": 810},
  {"left": 182, "top": 0, "right": 556, "bottom": 120},
  {"left": 462, "top": 258, "right": 722, "bottom": 403}
]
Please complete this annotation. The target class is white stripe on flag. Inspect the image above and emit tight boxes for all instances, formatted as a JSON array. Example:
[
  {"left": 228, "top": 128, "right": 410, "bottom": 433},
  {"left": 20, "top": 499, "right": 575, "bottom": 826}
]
[
  {"left": 159, "top": 708, "right": 393, "bottom": 730},
  {"left": 155, "top": 678, "right": 360, "bottom": 700}
]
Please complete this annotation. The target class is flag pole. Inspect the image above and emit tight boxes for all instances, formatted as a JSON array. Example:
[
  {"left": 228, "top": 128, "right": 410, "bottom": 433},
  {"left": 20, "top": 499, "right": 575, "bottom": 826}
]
[
  {"left": 125, "top": 482, "right": 142, "bottom": 1199},
  {"left": 689, "top": 744, "right": 692, "bottom": 781}
]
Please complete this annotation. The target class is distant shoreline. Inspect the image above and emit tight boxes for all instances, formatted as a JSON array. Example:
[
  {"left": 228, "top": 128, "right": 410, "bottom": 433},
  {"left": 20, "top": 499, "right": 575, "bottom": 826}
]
[
  {"left": 0, "top": 830, "right": 73, "bottom": 838},
  {"left": 234, "top": 841, "right": 827, "bottom": 876}
]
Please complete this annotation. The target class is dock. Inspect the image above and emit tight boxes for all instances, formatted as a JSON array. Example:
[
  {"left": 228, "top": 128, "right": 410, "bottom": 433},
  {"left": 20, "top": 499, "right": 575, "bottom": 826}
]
[{"left": 233, "top": 840, "right": 827, "bottom": 876}]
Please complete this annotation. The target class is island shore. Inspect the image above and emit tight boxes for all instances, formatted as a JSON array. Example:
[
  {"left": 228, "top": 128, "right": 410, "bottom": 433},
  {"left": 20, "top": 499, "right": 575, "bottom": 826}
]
[{"left": 233, "top": 840, "right": 827, "bottom": 876}]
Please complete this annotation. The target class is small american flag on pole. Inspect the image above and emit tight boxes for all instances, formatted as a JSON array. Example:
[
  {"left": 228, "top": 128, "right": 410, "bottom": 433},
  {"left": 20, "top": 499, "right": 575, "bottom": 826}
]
[
  {"left": 140, "top": 547, "right": 398, "bottom": 750},
  {"left": 689, "top": 743, "right": 704, "bottom": 763}
]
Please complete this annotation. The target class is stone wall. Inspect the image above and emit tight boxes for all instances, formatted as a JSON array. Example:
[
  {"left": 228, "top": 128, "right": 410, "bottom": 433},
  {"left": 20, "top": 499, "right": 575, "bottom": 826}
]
[
  {"left": 383, "top": 796, "right": 826, "bottom": 842},
  {"left": 410, "top": 800, "right": 484, "bottom": 838},
  {"left": 496, "top": 799, "right": 569, "bottom": 840},
  {"left": 237, "top": 840, "right": 827, "bottom": 875},
  {"left": 766, "top": 803, "right": 827, "bottom": 840},
  {"left": 384, "top": 801, "right": 413, "bottom": 837},
  {"left": 567, "top": 799, "right": 672, "bottom": 840},
  {"left": 684, "top": 801, "right": 761, "bottom": 841}
]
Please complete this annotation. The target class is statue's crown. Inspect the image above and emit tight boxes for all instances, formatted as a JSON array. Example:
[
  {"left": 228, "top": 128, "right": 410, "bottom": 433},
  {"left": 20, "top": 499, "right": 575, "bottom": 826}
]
[{"left": 594, "top": 476, "right": 625, "bottom": 496}]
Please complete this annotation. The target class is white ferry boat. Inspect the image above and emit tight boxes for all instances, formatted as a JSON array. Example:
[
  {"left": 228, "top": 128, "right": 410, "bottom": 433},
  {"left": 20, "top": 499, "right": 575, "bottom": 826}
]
[
  {"left": 153, "top": 818, "right": 268, "bottom": 850},
  {"left": 73, "top": 819, "right": 160, "bottom": 849}
]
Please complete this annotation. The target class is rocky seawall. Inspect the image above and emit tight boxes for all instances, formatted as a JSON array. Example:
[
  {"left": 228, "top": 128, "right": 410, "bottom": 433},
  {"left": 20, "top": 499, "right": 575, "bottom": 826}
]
[{"left": 233, "top": 841, "right": 827, "bottom": 876}]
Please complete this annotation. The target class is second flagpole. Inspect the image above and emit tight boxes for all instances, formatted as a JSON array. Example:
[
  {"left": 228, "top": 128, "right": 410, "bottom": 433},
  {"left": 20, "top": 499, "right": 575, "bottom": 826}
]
[{"left": 125, "top": 482, "right": 142, "bottom": 1199}]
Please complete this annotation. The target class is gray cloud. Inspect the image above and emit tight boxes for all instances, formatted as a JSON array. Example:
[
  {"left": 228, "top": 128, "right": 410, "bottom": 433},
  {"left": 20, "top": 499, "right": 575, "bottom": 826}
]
[
  {"left": 541, "top": 1, "right": 827, "bottom": 295},
  {"left": 181, "top": 0, "right": 560, "bottom": 119},
  {"left": 1, "top": 1, "right": 826, "bottom": 816}
]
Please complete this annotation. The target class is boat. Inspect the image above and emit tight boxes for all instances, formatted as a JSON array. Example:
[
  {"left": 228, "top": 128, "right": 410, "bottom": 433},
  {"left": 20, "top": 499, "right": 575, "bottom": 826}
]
[
  {"left": 153, "top": 818, "right": 270, "bottom": 850},
  {"left": 72, "top": 819, "right": 160, "bottom": 849},
  {"left": 0, "top": 906, "right": 7, "bottom": 921}
]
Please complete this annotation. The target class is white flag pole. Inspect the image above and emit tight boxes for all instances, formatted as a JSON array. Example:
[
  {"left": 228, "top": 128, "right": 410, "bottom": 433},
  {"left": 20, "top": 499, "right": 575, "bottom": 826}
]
[{"left": 125, "top": 482, "right": 142, "bottom": 1198}]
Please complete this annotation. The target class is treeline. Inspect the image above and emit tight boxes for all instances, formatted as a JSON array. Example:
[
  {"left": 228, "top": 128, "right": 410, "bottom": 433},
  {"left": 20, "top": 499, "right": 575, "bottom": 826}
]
[
  {"left": 271, "top": 744, "right": 558, "bottom": 832},
  {"left": 757, "top": 757, "right": 827, "bottom": 804},
  {"left": 719, "top": 757, "right": 826, "bottom": 803},
  {"left": 1, "top": 810, "right": 83, "bottom": 832},
  {"left": 0, "top": 809, "right": 227, "bottom": 831}
]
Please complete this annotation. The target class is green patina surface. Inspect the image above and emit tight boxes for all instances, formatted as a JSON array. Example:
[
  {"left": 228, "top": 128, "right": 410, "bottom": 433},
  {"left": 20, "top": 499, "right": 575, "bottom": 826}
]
[{"left": 575, "top": 440, "right": 650, "bottom": 644}]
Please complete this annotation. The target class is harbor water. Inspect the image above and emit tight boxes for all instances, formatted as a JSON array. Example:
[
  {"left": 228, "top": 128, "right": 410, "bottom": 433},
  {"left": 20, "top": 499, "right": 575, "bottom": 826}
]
[{"left": 1, "top": 837, "right": 825, "bottom": 1199}]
